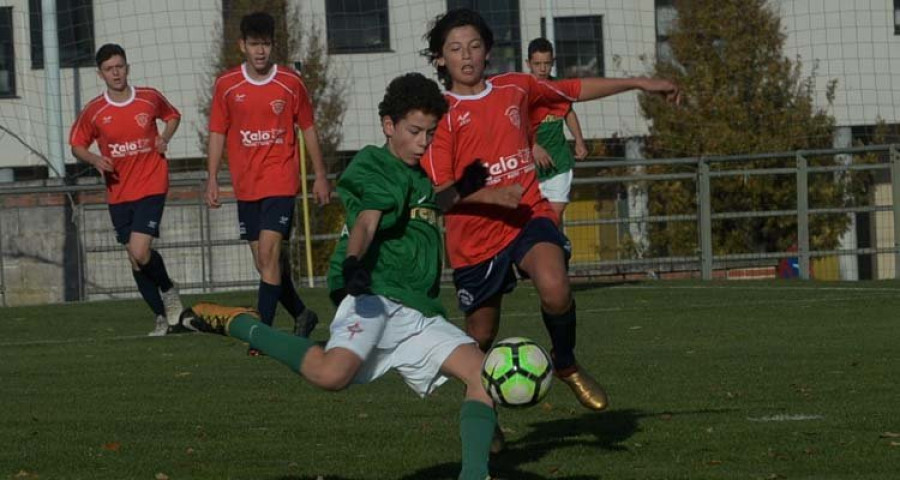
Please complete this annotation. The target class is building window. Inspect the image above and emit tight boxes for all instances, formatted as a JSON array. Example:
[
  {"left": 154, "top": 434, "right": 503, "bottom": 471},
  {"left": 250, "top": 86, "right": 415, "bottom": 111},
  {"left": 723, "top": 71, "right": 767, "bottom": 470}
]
[
  {"left": 656, "top": 0, "right": 676, "bottom": 63},
  {"left": 29, "top": 0, "right": 95, "bottom": 69},
  {"left": 541, "top": 16, "right": 603, "bottom": 78},
  {"left": 325, "top": 0, "right": 390, "bottom": 54},
  {"left": 895, "top": 0, "right": 900, "bottom": 35},
  {"left": 448, "top": 0, "right": 521, "bottom": 75},
  {"left": 0, "top": 7, "right": 15, "bottom": 97}
]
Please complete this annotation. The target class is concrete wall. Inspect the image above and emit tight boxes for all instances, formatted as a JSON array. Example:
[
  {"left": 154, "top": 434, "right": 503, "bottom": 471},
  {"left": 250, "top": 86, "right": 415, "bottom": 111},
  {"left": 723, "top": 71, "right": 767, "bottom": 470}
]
[
  {"left": 0, "top": 178, "right": 264, "bottom": 307},
  {"left": 0, "top": 192, "right": 67, "bottom": 304}
]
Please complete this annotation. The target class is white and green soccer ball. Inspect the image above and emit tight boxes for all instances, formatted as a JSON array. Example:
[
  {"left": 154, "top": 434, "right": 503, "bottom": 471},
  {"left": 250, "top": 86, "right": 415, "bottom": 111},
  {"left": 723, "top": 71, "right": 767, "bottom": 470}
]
[{"left": 481, "top": 337, "right": 553, "bottom": 408}]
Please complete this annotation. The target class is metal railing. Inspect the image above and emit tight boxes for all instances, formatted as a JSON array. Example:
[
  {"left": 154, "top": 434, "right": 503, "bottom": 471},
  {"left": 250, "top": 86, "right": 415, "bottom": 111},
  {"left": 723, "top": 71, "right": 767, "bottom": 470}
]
[{"left": 1, "top": 144, "right": 897, "bottom": 306}]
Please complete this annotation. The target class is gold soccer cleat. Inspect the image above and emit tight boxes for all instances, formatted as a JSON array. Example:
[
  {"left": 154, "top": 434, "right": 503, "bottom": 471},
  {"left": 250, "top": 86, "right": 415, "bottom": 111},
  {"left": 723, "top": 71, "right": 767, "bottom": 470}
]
[
  {"left": 180, "top": 302, "right": 259, "bottom": 335},
  {"left": 558, "top": 367, "right": 609, "bottom": 411}
]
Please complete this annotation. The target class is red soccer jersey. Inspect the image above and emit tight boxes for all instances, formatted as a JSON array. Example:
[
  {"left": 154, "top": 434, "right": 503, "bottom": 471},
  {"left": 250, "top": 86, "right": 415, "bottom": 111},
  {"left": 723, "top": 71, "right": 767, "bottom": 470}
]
[
  {"left": 529, "top": 90, "right": 572, "bottom": 133},
  {"left": 208, "top": 64, "right": 315, "bottom": 201},
  {"left": 69, "top": 86, "right": 180, "bottom": 204},
  {"left": 422, "top": 72, "right": 581, "bottom": 268}
]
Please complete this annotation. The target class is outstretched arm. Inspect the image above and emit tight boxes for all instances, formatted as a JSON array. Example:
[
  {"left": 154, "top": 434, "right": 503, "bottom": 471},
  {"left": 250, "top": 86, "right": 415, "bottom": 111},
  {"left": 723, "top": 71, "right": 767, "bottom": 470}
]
[{"left": 577, "top": 77, "right": 680, "bottom": 103}]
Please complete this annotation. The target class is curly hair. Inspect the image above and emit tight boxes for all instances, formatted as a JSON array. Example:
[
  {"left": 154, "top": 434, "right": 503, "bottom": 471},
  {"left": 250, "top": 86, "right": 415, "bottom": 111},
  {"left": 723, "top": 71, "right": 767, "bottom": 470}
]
[
  {"left": 378, "top": 73, "right": 448, "bottom": 123},
  {"left": 421, "top": 8, "right": 494, "bottom": 90}
]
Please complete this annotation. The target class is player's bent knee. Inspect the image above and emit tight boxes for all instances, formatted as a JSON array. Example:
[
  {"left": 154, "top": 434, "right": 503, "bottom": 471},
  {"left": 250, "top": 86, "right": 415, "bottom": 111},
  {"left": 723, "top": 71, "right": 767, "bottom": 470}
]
[{"left": 301, "top": 348, "right": 360, "bottom": 391}]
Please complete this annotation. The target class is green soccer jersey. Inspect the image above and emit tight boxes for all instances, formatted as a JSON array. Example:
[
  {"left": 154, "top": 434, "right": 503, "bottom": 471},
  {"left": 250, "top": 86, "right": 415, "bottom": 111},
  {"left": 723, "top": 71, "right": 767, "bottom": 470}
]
[
  {"left": 327, "top": 144, "right": 445, "bottom": 317},
  {"left": 535, "top": 115, "right": 576, "bottom": 181}
]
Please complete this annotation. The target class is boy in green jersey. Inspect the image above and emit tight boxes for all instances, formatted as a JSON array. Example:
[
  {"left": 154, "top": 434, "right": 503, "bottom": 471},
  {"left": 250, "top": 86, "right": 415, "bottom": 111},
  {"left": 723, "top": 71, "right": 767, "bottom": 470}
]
[
  {"left": 180, "top": 73, "right": 496, "bottom": 480},
  {"left": 526, "top": 37, "right": 589, "bottom": 219}
]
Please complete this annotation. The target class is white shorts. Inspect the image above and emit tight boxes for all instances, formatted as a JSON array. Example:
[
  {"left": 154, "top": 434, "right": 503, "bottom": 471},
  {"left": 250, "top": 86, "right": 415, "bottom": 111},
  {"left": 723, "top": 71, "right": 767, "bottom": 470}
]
[
  {"left": 325, "top": 294, "right": 475, "bottom": 397},
  {"left": 538, "top": 169, "right": 574, "bottom": 203}
]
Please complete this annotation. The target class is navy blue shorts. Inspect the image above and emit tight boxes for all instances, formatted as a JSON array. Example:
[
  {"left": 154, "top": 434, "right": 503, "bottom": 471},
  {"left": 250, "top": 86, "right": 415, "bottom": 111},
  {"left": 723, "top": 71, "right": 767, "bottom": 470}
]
[
  {"left": 108, "top": 194, "right": 166, "bottom": 245},
  {"left": 453, "top": 217, "right": 571, "bottom": 313},
  {"left": 237, "top": 196, "right": 296, "bottom": 241}
]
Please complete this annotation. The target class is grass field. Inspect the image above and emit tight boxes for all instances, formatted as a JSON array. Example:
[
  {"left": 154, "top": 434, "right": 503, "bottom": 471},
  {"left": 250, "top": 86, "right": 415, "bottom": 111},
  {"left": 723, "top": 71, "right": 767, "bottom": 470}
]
[{"left": 1, "top": 281, "right": 899, "bottom": 479}]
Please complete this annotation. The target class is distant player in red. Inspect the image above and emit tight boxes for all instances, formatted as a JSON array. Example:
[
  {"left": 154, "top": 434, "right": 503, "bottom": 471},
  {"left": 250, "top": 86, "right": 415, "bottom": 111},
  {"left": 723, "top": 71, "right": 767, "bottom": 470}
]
[
  {"left": 206, "top": 12, "right": 330, "bottom": 351},
  {"left": 421, "top": 8, "right": 680, "bottom": 449},
  {"left": 70, "top": 43, "right": 183, "bottom": 336},
  {"left": 526, "top": 37, "right": 589, "bottom": 219}
]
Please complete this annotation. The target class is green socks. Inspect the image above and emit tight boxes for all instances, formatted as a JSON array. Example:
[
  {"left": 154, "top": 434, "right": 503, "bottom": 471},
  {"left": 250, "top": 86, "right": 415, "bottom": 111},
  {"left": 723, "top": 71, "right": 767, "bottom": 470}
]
[
  {"left": 229, "top": 315, "right": 312, "bottom": 372},
  {"left": 458, "top": 400, "right": 496, "bottom": 480}
]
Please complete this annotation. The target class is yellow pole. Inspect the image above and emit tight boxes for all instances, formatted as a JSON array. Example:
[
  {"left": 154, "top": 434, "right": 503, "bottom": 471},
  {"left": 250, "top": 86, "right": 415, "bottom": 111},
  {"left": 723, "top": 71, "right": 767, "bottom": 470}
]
[{"left": 298, "top": 134, "right": 316, "bottom": 287}]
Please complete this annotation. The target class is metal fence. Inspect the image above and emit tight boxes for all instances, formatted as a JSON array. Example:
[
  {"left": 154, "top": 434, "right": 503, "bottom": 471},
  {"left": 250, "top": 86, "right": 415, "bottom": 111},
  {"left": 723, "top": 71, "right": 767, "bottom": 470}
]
[{"left": 1, "top": 144, "right": 898, "bottom": 307}]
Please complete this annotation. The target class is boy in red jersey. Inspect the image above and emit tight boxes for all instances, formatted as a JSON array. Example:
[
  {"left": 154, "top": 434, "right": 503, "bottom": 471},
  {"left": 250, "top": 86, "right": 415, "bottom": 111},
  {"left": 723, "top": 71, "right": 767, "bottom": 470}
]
[
  {"left": 421, "top": 8, "right": 679, "bottom": 443},
  {"left": 526, "top": 37, "right": 589, "bottom": 219},
  {"left": 206, "top": 12, "right": 331, "bottom": 349},
  {"left": 70, "top": 44, "right": 183, "bottom": 336}
]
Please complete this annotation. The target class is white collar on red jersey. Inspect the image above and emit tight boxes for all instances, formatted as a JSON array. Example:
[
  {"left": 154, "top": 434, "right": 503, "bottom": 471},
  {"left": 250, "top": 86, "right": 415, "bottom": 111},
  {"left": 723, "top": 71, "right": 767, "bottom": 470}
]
[
  {"left": 241, "top": 63, "right": 278, "bottom": 86},
  {"left": 446, "top": 80, "right": 494, "bottom": 101},
  {"left": 103, "top": 85, "right": 135, "bottom": 107}
]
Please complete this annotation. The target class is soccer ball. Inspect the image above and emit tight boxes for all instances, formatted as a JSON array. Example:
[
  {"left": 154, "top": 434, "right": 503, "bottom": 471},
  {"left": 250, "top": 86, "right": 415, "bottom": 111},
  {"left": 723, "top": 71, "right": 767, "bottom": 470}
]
[{"left": 481, "top": 337, "right": 554, "bottom": 408}]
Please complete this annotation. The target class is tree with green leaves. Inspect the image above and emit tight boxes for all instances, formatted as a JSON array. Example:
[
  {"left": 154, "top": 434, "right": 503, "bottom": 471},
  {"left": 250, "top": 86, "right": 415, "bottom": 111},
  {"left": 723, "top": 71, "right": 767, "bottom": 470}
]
[
  {"left": 639, "top": 0, "right": 866, "bottom": 257},
  {"left": 199, "top": 0, "right": 347, "bottom": 277}
]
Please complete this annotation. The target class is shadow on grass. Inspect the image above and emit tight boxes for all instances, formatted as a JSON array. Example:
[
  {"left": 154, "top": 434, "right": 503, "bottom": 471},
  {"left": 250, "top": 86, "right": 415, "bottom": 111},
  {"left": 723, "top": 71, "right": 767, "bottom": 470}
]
[{"left": 399, "top": 407, "right": 734, "bottom": 479}]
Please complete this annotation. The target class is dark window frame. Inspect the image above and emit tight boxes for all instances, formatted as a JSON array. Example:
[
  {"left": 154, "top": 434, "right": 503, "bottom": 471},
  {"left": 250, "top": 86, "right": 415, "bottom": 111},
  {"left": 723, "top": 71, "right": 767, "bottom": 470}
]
[
  {"left": 0, "top": 7, "right": 16, "bottom": 97},
  {"left": 447, "top": 0, "right": 522, "bottom": 75},
  {"left": 895, "top": 0, "right": 900, "bottom": 35},
  {"left": 325, "top": 0, "right": 391, "bottom": 54},
  {"left": 655, "top": 0, "right": 676, "bottom": 65},
  {"left": 29, "top": 0, "right": 95, "bottom": 70},
  {"left": 540, "top": 15, "right": 604, "bottom": 78}
]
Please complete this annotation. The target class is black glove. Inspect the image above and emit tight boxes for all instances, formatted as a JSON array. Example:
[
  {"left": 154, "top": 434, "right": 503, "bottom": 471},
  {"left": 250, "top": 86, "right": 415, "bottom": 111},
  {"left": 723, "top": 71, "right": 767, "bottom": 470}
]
[
  {"left": 455, "top": 160, "right": 489, "bottom": 198},
  {"left": 342, "top": 255, "right": 372, "bottom": 296}
]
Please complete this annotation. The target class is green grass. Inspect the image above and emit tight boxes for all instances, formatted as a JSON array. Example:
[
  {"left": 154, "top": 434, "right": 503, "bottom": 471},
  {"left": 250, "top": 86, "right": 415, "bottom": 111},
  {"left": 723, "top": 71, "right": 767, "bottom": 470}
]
[{"left": 2, "top": 281, "right": 899, "bottom": 479}]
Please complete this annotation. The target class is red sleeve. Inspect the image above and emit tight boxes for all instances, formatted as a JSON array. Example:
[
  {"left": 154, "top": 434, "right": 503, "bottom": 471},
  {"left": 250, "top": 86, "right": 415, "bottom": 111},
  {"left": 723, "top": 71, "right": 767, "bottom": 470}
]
[
  {"left": 152, "top": 89, "right": 180, "bottom": 122},
  {"left": 208, "top": 77, "right": 229, "bottom": 134},
  {"left": 421, "top": 112, "right": 456, "bottom": 186},
  {"left": 294, "top": 78, "right": 315, "bottom": 130},
  {"left": 528, "top": 75, "right": 581, "bottom": 109},
  {"left": 69, "top": 106, "right": 96, "bottom": 148}
]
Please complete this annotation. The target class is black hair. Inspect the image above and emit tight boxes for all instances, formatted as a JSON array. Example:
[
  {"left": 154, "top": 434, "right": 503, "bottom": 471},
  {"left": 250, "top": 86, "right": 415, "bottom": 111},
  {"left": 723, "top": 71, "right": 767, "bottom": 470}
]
[
  {"left": 422, "top": 8, "right": 494, "bottom": 90},
  {"left": 528, "top": 37, "right": 554, "bottom": 58},
  {"left": 240, "top": 11, "right": 275, "bottom": 40},
  {"left": 378, "top": 73, "right": 448, "bottom": 123},
  {"left": 95, "top": 43, "right": 126, "bottom": 68}
]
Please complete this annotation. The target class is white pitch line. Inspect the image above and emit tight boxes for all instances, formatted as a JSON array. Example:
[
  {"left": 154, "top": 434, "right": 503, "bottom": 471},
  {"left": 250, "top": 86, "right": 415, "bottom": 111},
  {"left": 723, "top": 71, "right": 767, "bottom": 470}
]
[{"left": 747, "top": 414, "right": 824, "bottom": 422}]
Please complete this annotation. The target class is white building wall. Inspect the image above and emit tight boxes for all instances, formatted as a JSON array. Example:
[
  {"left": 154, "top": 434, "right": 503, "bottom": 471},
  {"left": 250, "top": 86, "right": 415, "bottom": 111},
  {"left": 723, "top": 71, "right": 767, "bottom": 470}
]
[
  {"left": 308, "top": 0, "right": 660, "bottom": 151},
  {"left": 1, "top": 0, "right": 899, "bottom": 171},
  {"left": 0, "top": 0, "right": 221, "bottom": 170},
  {"left": 778, "top": 0, "right": 900, "bottom": 127}
]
